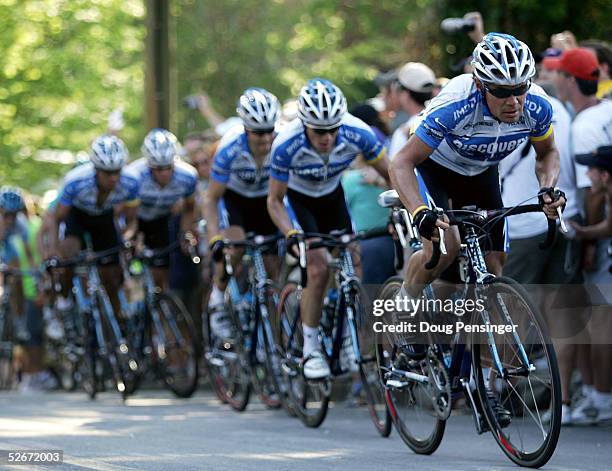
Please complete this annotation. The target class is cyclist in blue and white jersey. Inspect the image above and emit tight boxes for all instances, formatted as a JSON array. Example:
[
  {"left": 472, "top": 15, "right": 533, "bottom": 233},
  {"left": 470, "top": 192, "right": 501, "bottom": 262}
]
[
  {"left": 391, "top": 33, "right": 567, "bottom": 294},
  {"left": 48, "top": 135, "right": 140, "bottom": 318},
  {"left": 267, "top": 78, "right": 390, "bottom": 379},
  {"left": 205, "top": 88, "right": 280, "bottom": 338},
  {"left": 126, "top": 128, "right": 197, "bottom": 288}
]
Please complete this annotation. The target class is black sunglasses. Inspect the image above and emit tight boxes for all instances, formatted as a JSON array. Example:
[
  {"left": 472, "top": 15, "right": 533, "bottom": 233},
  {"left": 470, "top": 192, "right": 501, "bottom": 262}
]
[
  {"left": 152, "top": 165, "right": 173, "bottom": 171},
  {"left": 249, "top": 128, "right": 275, "bottom": 135},
  {"left": 98, "top": 169, "right": 121, "bottom": 176},
  {"left": 485, "top": 81, "right": 531, "bottom": 98},
  {"left": 310, "top": 126, "right": 341, "bottom": 135}
]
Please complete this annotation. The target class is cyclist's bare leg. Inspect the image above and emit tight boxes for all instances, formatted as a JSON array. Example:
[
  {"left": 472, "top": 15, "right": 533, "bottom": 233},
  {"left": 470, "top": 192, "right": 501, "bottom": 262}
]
[
  {"left": 403, "top": 226, "right": 460, "bottom": 297},
  {"left": 99, "top": 264, "right": 124, "bottom": 326},
  {"left": 485, "top": 251, "right": 506, "bottom": 277},
  {"left": 58, "top": 236, "right": 81, "bottom": 297},
  {"left": 151, "top": 267, "right": 168, "bottom": 291},
  {"left": 212, "top": 225, "right": 245, "bottom": 292},
  {"left": 301, "top": 246, "right": 329, "bottom": 329}
]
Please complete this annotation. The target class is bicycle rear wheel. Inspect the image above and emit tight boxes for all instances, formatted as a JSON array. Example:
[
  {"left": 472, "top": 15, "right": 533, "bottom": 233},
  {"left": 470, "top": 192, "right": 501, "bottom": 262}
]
[
  {"left": 349, "top": 280, "right": 392, "bottom": 437},
  {"left": 0, "top": 306, "right": 15, "bottom": 390},
  {"left": 204, "top": 295, "right": 251, "bottom": 411},
  {"left": 471, "top": 277, "right": 561, "bottom": 468},
  {"left": 375, "top": 276, "right": 445, "bottom": 454},
  {"left": 96, "top": 288, "right": 139, "bottom": 400},
  {"left": 278, "top": 282, "right": 330, "bottom": 428},
  {"left": 151, "top": 294, "right": 199, "bottom": 398}
]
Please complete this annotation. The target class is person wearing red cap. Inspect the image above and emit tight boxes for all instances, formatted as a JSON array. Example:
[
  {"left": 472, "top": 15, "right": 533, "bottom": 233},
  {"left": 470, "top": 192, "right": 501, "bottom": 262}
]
[{"left": 550, "top": 47, "right": 612, "bottom": 425}]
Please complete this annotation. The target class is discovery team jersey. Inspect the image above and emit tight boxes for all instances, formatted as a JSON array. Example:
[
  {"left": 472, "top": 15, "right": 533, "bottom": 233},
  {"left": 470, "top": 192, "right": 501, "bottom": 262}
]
[
  {"left": 58, "top": 163, "right": 140, "bottom": 216},
  {"left": 270, "top": 114, "right": 386, "bottom": 197},
  {"left": 126, "top": 158, "right": 198, "bottom": 221},
  {"left": 211, "top": 125, "right": 273, "bottom": 198},
  {"left": 414, "top": 74, "right": 553, "bottom": 177}
]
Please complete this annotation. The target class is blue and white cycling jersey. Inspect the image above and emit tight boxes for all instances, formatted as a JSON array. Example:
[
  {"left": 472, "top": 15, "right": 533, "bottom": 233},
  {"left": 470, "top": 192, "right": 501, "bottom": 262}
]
[
  {"left": 58, "top": 163, "right": 140, "bottom": 216},
  {"left": 126, "top": 158, "right": 198, "bottom": 221},
  {"left": 414, "top": 74, "right": 553, "bottom": 177},
  {"left": 211, "top": 125, "right": 272, "bottom": 198},
  {"left": 270, "top": 114, "right": 386, "bottom": 197}
]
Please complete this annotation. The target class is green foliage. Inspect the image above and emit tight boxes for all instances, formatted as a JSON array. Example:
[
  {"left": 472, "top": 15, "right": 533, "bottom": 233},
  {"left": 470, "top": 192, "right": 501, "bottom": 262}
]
[
  {"left": 0, "top": 0, "right": 145, "bottom": 194},
  {"left": 2, "top": 0, "right": 611, "bottom": 193}
]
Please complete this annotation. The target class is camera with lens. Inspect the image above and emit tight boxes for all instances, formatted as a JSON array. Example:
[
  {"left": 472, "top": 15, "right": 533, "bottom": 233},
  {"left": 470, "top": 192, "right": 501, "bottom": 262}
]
[
  {"left": 183, "top": 95, "right": 199, "bottom": 110},
  {"left": 440, "top": 17, "right": 476, "bottom": 34}
]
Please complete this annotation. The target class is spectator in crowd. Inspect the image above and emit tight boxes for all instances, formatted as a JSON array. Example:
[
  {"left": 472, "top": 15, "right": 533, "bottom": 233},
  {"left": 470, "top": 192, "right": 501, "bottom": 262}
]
[
  {"left": 374, "top": 69, "right": 409, "bottom": 132},
  {"left": 501, "top": 81, "right": 584, "bottom": 425},
  {"left": 548, "top": 47, "right": 612, "bottom": 424},
  {"left": 388, "top": 62, "right": 436, "bottom": 159},
  {"left": 343, "top": 104, "right": 394, "bottom": 285},
  {"left": 579, "top": 40, "right": 612, "bottom": 99}
]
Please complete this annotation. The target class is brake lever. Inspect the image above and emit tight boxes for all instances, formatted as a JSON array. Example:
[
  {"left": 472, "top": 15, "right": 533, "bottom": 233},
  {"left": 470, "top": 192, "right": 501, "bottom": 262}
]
[{"left": 557, "top": 207, "right": 568, "bottom": 233}]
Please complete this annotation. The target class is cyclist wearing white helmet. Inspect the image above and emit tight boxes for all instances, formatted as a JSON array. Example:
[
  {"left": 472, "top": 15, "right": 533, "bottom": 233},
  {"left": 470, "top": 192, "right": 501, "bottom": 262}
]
[
  {"left": 205, "top": 88, "right": 280, "bottom": 339},
  {"left": 392, "top": 34, "right": 566, "bottom": 302},
  {"left": 48, "top": 135, "right": 140, "bottom": 319},
  {"left": 126, "top": 128, "right": 197, "bottom": 286},
  {"left": 267, "top": 78, "right": 390, "bottom": 379}
]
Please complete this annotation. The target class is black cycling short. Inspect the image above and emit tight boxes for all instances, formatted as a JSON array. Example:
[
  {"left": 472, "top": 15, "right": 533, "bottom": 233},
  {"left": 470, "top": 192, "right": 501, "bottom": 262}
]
[
  {"left": 221, "top": 189, "right": 278, "bottom": 236},
  {"left": 417, "top": 158, "right": 506, "bottom": 253},
  {"left": 287, "top": 184, "right": 353, "bottom": 235},
  {"left": 139, "top": 215, "right": 171, "bottom": 267},
  {"left": 64, "top": 207, "right": 120, "bottom": 265}
]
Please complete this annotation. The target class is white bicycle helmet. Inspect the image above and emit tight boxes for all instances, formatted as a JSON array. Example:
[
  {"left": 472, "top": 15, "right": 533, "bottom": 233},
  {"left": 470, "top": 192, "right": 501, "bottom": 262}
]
[
  {"left": 90, "top": 135, "right": 128, "bottom": 171},
  {"left": 142, "top": 128, "right": 178, "bottom": 167},
  {"left": 471, "top": 33, "right": 536, "bottom": 86},
  {"left": 297, "top": 78, "right": 347, "bottom": 129},
  {"left": 236, "top": 88, "right": 280, "bottom": 131}
]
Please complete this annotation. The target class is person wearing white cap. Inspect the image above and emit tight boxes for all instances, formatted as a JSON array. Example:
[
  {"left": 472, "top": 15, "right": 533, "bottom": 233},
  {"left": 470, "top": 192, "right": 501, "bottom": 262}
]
[{"left": 388, "top": 62, "right": 437, "bottom": 159}]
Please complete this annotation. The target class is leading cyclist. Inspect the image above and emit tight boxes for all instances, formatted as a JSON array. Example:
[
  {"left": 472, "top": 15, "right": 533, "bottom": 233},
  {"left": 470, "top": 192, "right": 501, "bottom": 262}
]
[{"left": 391, "top": 33, "right": 567, "bottom": 295}]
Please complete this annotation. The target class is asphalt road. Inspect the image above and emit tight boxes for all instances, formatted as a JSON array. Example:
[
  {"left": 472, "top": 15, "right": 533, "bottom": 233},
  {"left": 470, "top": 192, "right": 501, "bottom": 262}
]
[{"left": 0, "top": 389, "right": 610, "bottom": 471}]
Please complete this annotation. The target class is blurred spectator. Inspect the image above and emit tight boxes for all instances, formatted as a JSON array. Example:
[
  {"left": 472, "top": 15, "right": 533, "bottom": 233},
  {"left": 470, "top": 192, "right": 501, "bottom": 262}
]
[
  {"left": 579, "top": 40, "right": 612, "bottom": 99},
  {"left": 432, "top": 77, "right": 450, "bottom": 97},
  {"left": 342, "top": 152, "right": 394, "bottom": 285},
  {"left": 539, "top": 48, "right": 564, "bottom": 84},
  {"left": 501, "top": 85, "right": 583, "bottom": 424},
  {"left": 549, "top": 47, "right": 612, "bottom": 424},
  {"left": 388, "top": 62, "right": 436, "bottom": 159},
  {"left": 551, "top": 30, "right": 578, "bottom": 51},
  {"left": 350, "top": 103, "right": 390, "bottom": 146},
  {"left": 374, "top": 69, "right": 409, "bottom": 132}
]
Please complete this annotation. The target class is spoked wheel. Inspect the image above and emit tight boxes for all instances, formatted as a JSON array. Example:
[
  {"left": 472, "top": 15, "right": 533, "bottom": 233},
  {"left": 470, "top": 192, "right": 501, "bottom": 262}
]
[
  {"left": 253, "top": 322, "right": 281, "bottom": 409},
  {"left": 204, "top": 296, "right": 251, "bottom": 411},
  {"left": 96, "top": 289, "right": 140, "bottom": 400},
  {"left": 261, "top": 284, "right": 295, "bottom": 415},
  {"left": 151, "top": 294, "right": 199, "bottom": 398},
  {"left": 349, "top": 280, "right": 392, "bottom": 437},
  {"left": 471, "top": 277, "right": 561, "bottom": 468},
  {"left": 375, "top": 276, "right": 445, "bottom": 454},
  {"left": 80, "top": 311, "right": 98, "bottom": 399},
  {"left": 278, "top": 282, "right": 330, "bottom": 428}
]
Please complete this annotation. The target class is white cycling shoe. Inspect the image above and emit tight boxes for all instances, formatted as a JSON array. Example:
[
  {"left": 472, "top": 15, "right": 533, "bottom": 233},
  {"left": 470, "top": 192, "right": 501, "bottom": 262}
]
[{"left": 303, "top": 351, "right": 331, "bottom": 380}]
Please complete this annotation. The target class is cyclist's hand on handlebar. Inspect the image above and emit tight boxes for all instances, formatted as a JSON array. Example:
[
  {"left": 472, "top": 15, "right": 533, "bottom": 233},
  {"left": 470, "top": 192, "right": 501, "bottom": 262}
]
[
  {"left": 414, "top": 208, "right": 449, "bottom": 241},
  {"left": 285, "top": 229, "right": 303, "bottom": 258},
  {"left": 538, "top": 187, "right": 567, "bottom": 219},
  {"left": 209, "top": 235, "right": 225, "bottom": 263}
]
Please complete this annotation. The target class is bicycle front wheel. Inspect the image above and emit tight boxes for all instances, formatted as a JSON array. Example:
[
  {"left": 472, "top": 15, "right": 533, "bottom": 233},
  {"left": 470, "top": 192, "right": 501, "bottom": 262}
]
[
  {"left": 278, "top": 281, "right": 330, "bottom": 428},
  {"left": 151, "top": 294, "right": 199, "bottom": 398},
  {"left": 349, "top": 279, "right": 392, "bottom": 437},
  {"left": 471, "top": 276, "right": 561, "bottom": 468},
  {"left": 375, "top": 276, "right": 445, "bottom": 454}
]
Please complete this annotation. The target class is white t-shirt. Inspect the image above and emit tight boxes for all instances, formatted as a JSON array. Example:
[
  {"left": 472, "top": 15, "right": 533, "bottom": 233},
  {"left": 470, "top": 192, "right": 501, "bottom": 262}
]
[
  {"left": 388, "top": 114, "right": 419, "bottom": 160},
  {"left": 572, "top": 99, "right": 612, "bottom": 189},
  {"left": 501, "top": 96, "right": 577, "bottom": 239}
]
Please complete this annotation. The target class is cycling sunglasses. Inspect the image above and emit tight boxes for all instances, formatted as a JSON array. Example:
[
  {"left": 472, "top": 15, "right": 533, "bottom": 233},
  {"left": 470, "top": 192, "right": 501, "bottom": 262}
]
[
  {"left": 310, "top": 126, "right": 341, "bottom": 135},
  {"left": 151, "top": 165, "right": 174, "bottom": 171},
  {"left": 484, "top": 81, "right": 531, "bottom": 98},
  {"left": 249, "top": 128, "right": 275, "bottom": 135}
]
